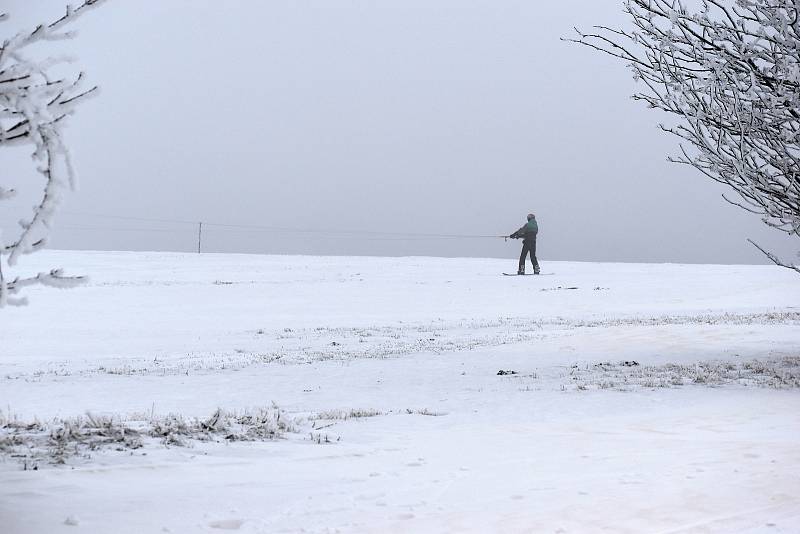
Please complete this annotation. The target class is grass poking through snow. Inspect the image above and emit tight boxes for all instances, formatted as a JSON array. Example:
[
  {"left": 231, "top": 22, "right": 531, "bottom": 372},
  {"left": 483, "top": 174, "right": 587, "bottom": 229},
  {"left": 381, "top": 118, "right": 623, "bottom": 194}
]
[{"left": 0, "top": 406, "right": 297, "bottom": 470}]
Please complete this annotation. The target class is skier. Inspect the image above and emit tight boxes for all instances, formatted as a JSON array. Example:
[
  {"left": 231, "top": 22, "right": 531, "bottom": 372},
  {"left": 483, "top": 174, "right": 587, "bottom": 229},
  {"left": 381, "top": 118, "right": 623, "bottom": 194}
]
[{"left": 509, "top": 213, "right": 540, "bottom": 275}]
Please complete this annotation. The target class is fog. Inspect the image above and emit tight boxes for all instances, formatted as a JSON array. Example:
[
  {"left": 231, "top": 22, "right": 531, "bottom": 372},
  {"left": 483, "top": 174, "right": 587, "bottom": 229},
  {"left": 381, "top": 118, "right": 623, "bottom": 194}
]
[{"left": 2, "top": 0, "right": 797, "bottom": 264}]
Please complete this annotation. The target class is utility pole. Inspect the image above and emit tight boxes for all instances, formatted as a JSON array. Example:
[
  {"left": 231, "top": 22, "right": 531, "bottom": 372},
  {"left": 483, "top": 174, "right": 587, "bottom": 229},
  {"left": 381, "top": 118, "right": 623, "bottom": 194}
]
[{"left": 197, "top": 222, "right": 203, "bottom": 254}]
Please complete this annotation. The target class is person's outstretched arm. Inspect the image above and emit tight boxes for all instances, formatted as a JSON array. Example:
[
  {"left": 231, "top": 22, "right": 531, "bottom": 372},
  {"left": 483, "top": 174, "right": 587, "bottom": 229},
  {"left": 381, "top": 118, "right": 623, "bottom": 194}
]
[{"left": 509, "top": 225, "right": 525, "bottom": 239}]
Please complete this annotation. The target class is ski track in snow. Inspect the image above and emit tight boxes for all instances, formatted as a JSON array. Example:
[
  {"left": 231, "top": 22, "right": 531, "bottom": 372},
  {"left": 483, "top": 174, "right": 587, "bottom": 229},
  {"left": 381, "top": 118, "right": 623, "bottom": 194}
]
[{"left": 4, "top": 311, "right": 799, "bottom": 380}]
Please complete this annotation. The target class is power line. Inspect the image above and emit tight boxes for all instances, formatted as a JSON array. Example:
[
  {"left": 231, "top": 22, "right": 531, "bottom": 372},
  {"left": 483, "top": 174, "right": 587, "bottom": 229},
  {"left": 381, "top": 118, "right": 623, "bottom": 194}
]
[
  {"left": 58, "top": 225, "right": 193, "bottom": 234},
  {"left": 61, "top": 211, "right": 198, "bottom": 226},
  {"left": 61, "top": 210, "right": 508, "bottom": 240}
]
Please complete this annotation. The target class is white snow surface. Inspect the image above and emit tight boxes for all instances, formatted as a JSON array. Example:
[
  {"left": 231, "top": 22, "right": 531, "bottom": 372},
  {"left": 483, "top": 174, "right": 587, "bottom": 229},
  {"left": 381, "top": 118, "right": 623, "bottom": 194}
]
[{"left": 1, "top": 250, "right": 799, "bottom": 533}]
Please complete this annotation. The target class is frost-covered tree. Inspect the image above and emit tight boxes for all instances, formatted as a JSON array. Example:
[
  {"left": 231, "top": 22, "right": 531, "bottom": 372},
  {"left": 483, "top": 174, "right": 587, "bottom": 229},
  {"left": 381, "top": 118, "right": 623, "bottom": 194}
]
[
  {"left": 569, "top": 0, "right": 800, "bottom": 271},
  {"left": 0, "top": 0, "right": 106, "bottom": 306}
]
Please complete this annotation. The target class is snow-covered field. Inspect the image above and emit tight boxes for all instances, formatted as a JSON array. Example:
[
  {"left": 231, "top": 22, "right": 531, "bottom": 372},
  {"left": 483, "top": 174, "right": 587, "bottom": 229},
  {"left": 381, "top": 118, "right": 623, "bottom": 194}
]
[{"left": 2, "top": 250, "right": 799, "bottom": 533}]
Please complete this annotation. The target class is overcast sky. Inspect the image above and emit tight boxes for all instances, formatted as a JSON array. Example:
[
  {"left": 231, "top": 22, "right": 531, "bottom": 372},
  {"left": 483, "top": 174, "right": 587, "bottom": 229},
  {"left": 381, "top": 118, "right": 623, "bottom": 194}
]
[{"left": 2, "top": 0, "right": 797, "bottom": 264}]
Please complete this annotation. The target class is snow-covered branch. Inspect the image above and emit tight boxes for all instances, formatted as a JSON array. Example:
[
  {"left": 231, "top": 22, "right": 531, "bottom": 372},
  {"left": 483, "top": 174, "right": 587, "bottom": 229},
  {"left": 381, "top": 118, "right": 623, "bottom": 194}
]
[
  {"left": 0, "top": 1, "right": 106, "bottom": 307},
  {"left": 568, "top": 0, "right": 800, "bottom": 270}
]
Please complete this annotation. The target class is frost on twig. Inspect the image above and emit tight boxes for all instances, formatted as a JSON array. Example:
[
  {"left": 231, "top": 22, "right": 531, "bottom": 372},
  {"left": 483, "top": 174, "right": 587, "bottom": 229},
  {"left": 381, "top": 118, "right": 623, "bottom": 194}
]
[
  {"left": 748, "top": 238, "right": 800, "bottom": 273},
  {"left": 0, "top": 1, "right": 106, "bottom": 306},
  {"left": 567, "top": 1, "right": 800, "bottom": 270}
]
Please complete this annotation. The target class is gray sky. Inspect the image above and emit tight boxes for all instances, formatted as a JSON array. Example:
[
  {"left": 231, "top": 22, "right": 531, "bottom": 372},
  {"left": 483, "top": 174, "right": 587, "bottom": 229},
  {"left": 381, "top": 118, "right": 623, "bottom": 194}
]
[{"left": 2, "top": 0, "right": 797, "bottom": 264}]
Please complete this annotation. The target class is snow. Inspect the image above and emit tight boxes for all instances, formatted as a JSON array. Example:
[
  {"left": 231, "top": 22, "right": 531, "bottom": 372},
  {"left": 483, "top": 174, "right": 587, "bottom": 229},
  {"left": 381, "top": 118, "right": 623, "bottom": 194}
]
[{"left": 1, "top": 250, "right": 799, "bottom": 533}]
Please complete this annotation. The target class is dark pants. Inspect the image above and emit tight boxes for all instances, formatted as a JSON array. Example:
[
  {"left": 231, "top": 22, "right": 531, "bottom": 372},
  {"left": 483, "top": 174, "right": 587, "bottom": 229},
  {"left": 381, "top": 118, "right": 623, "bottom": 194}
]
[{"left": 519, "top": 237, "right": 540, "bottom": 273}]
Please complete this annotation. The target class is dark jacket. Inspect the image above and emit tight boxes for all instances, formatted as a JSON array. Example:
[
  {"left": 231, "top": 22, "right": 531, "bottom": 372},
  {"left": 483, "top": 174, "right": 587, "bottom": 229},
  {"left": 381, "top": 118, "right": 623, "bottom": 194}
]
[{"left": 510, "top": 219, "right": 538, "bottom": 240}]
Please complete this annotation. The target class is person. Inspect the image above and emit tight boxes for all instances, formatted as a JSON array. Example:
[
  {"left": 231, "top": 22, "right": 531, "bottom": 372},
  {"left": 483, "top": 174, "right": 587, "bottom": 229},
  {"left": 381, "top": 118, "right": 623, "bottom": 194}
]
[{"left": 509, "top": 213, "right": 540, "bottom": 275}]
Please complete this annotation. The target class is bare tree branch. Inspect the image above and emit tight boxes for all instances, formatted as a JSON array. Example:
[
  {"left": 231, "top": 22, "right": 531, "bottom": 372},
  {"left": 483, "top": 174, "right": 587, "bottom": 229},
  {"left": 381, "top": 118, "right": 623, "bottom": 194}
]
[
  {"left": 569, "top": 0, "right": 800, "bottom": 271},
  {"left": 0, "top": 1, "right": 108, "bottom": 307}
]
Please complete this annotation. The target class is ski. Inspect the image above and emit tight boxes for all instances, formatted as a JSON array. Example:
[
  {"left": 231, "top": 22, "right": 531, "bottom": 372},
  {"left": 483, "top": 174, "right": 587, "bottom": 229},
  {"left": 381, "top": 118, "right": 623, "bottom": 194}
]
[{"left": 502, "top": 273, "right": 555, "bottom": 276}]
